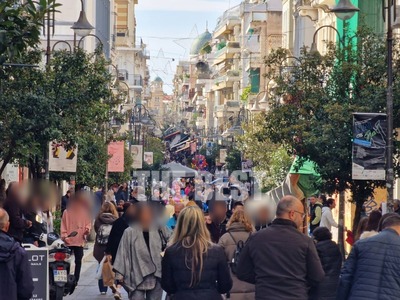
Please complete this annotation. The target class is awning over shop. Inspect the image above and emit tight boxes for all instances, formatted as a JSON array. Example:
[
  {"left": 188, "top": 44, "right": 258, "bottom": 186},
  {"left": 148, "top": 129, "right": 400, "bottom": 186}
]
[
  {"left": 162, "top": 162, "right": 198, "bottom": 178},
  {"left": 265, "top": 157, "right": 321, "bottom": 205}
]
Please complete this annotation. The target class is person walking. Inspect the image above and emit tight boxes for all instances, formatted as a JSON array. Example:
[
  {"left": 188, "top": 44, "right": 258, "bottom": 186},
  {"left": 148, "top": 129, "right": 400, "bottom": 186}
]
[
  {"left": 61, "top": 190, "right": 71, "bottom": 215},
  {"left": 94, "top": 202, "right": 119, "bottom": 295},
  {"left": 237, "top": 195, "right": 324, "bottom": 300},
  {"left": 0, "top": 208, "right": 34, "bottom": 300},
  {"left": 105, "top": 203, "right": 137, "bottom": 300},
  {"left": 207, "top": 200, "right": 229, "bottom": 243},
  {"left": 61, "top": 192, "right": 92, "bottom": 285},
  {"left": 166, "top": 202, "right": 184, "bottom": 230},
  {"left": 359, "top": 210, "right": 382, "bottom": 240},
  {"left": 161, "top": 205, "right": 232, "bottom": 300},
  {"left": 320, "top": 198, "right": 338, "bottom": 232},
  {"left": 310, "top": 195, "right": 323, "bottom": 234},
  {"left": 3, "top": 183, "right": 32, "bottom": 243},
  {"left": 309, "top": 227, "right": 342, "bottom": 300},
  {"left": 337, "top": 215, "right": 400, "bottom": 299},
  {"left": 219, "top": 210, "right": 255, "bottom": 300},
  {"left": 113, "top": 202, "right": 170, "bottom": 300}
]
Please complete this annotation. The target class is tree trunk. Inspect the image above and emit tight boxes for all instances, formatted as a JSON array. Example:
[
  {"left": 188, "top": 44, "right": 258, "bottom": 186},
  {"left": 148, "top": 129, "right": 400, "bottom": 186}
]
[
  {"left": 352, "top": 200, "right": 364, "bottom": 233},
  {"left": 338, "top": 190, "right": 345, "bottom": 261}
]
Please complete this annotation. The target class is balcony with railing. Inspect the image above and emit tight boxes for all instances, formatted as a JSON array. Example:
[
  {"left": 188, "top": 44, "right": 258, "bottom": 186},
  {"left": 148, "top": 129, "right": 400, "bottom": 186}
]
[
  {"left": 212, "top": 70, "right": 240, "bottom": 90},
  {"left": 214, "top": 5, "right": 241, "bottom": 38},
  {"left": 212, "top": 42, "right": 241, "bottom": 66}
]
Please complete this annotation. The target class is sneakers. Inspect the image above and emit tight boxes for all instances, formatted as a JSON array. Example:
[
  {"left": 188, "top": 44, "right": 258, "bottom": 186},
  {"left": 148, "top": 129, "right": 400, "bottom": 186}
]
[{"left": 100, "top": 292, "right": 106, "bottom": 295}]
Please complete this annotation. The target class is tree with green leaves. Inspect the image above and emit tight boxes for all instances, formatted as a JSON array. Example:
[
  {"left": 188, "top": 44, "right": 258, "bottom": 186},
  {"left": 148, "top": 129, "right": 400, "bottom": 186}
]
[
  {"left": 259, "top": 26, "right": 400, "bottom": 229},
  {"left": 0, "top": 48, "right": 124, "bottom": 182},
  {"left": 0, "top": 0, "right": 60, "bottom": 64},
  {"left": 238, "top": 113, "right": 292, "bottom": 191}
]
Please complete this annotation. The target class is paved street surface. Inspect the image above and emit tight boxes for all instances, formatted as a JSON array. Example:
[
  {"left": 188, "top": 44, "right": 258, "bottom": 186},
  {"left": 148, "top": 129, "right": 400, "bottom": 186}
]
[{"left": 65, "top": 253, "right": 128, "bottom": 300}]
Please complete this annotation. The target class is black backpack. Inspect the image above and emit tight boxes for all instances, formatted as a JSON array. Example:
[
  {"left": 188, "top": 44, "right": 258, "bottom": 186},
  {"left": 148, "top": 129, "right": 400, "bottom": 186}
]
[{"left": 228, "top": 232, "right": 250, "bottom": 274}]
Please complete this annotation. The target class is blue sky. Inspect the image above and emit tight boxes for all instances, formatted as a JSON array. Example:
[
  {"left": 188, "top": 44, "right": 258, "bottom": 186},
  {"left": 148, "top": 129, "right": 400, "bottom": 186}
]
[{"left": 136, "top": 0, "right": 242, "bottom": 93}]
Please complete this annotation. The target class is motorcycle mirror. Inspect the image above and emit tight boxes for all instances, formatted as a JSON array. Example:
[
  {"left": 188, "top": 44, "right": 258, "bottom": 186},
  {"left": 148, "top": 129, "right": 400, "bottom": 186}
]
[
  {"left": 68, "top": 231, "right": 78, "bottom": 237},
  {"left": 35, "top": 214, "right": 44, "bottom": 224}
]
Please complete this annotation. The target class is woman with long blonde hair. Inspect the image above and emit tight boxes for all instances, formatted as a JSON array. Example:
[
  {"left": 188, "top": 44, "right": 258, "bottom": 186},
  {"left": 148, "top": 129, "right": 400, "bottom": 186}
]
[
  {"left": 161, "top": 205, "right": 232, "bottom": 300},
  {"left": 219, "top": 210, "right": 255, "bottom": 300}
]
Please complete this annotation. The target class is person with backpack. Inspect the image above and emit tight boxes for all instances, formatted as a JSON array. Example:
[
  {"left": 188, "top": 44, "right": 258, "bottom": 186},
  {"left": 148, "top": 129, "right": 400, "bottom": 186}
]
[
  {"left": 219, "top": 210, "right": 255, "bottom": 300},
  {"left": 94, "top": 202, "right": 119, "bottom": 295}
]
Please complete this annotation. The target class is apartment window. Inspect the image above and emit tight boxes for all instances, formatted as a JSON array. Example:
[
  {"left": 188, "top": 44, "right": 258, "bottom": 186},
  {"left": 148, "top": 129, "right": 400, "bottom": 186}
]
[{"left": 250, "top": 68, "right": 260, "bottom": 93}]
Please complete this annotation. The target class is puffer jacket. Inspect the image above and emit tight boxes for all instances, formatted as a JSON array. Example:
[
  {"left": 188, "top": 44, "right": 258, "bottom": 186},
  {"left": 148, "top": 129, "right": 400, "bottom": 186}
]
[
  {"left": 309, "top": 240, "right": 341, "bottom": 300},
  {"left": 161, "top": 242, "right": 232, "bottom": 300},
  {"left": 337, "top": 229, "right": 400, "bottom": 300},
  {"left": 0, "top": 230, "right": 34, "bottom": 300},
  {"left": 93, "top": 213, "right": 117, "bottom": 262},
  {"left": 218, "top": 222, "right": 255, "bottom": 300}
]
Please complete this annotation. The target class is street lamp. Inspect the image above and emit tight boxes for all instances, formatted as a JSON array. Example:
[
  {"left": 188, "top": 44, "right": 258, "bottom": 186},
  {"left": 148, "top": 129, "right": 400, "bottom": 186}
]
[
  {"left": 71, "top": 0, "right": 94, "bottom": 43},
  {"left": 310, "top": 25, "right": 345, "bottom": 55},
  {"left": 383, "top": 0, "right": 400, "bottom": 210},
  {"left": 330, "top": 0, "right": 360, "bottom": 21},
  {"left": 251, "top": 91, "right": 264, "bottom": 113}
]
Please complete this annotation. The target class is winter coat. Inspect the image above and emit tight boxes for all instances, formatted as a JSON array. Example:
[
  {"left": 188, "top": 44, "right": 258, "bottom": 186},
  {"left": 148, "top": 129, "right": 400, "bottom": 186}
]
[
  {"left": 93, "top": 213, "right": 117, "bottom": 262},
  {"left": 218, "top": 222, "right": 255, "bottom": 300},
  {"left": 0, "top": 230, "right": 34, "bottom": 300},
  {"left": 309, "top": 240, "right": 342, "bottom": 300},
  {"left": 3, "top": 198, "right": 30, "bottom": 242},
  {"left": 338, "top": 228, "right": 400, "bottom": 299},
  {"left": 105, "top": 214, "right": 130, "bottom": 264},
  {"left": 113, "top": 224, "right": 171, "bottom": 293},
  {"left": 320, "top": 207, "right": 338, "bottom": 232},
  {"left": 61, "top": 204, "right": 92, "bottom": 247},
  {"left": 161, "top": 242, "right": 232, "bottom": 300},
  {"left": 236, "top": 218, "right": 325, "bottom": 300},
  {"left": 206, "top": 217, "right": 228, "bottom": 243}
]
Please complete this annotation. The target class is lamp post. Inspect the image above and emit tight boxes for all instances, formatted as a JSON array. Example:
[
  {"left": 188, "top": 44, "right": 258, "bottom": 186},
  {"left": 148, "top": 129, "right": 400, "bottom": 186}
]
[
  {"left": 71, "top": 0, "right": 94, "bottom": 47},
  {"left": 383, "top": 0, "right": 400, "bottom": 211}
]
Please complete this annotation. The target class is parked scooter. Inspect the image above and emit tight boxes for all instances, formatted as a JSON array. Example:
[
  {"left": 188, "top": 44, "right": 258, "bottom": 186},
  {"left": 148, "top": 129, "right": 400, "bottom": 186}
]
[{"left": 33, "top": 230, "right": 78, "bottom": 300}]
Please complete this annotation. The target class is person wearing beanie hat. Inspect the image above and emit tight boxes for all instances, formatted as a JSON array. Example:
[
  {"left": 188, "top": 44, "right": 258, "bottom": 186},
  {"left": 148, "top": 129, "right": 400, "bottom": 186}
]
[{"left": 310, "top": 227, "right": 342, "bottom": 300}]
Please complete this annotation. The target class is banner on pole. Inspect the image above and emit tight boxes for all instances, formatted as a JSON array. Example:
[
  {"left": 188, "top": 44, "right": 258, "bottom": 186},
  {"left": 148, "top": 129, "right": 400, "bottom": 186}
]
[
  {"left": 352, "top": 113, "right": 387, "bottom": 180},
  {"left": 49, "top": 142, "right": 78, "bottom": 173},
  {"left": 108, "top": 141, "right": 125, "bottom": 172},
  {"left": 144, "top": 152, "right": 154, "bottom": 165},
  {"left": 131, "top": 145, "right": 143, "bottom": 169},
  {"left": 220, "top": 149, "right": 228, "bottom": 164}
]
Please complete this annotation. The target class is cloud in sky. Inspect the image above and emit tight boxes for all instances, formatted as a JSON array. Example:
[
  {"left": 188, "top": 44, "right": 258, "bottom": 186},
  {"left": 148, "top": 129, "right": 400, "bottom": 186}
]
[{"left": 137, "top": 0, "right": 232, "bottom": 12}]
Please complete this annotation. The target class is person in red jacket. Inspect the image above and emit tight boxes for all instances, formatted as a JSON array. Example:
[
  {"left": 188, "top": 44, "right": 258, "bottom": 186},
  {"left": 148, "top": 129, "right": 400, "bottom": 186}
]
[{"left": 61, "top": 191, "right": 92, "bottom": 284}]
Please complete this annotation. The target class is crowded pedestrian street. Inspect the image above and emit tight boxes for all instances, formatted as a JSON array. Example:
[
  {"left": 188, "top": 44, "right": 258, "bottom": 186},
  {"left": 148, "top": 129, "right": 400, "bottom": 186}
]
[{"left": 2, "top": 0, "right": 400, "bottom": 300}]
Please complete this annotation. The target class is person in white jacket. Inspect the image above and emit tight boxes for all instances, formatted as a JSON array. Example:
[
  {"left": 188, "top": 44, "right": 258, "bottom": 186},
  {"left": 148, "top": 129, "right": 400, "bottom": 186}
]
[{"left": 320, "top": 198, "right": 338, "bottom": 232}]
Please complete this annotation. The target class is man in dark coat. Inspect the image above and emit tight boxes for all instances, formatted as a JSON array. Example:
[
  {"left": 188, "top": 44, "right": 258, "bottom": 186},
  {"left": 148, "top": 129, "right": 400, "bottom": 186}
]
[
  {"left": 310, "top": 227, "right": 342, "bottom": 300},
  {"left": 105, "top": 204, "right": 136, "bottom": 264},
  {"left": 237, "top": 195, "right": 325, "bottom": 300},
  {"left": 337, "top": 214, "right": 400, "bottom": 300},
  {"left": 0, "top": 208, "right": 34, "bottom": 300},
  {"left": 61, "top": 190, "right": 71, "bottom": 215},
  {"left": 206, "top": 200, "right": 229, "bottom": 243},
  {"left": 3, "top": 184, "right": 32, "bottom": 242}
]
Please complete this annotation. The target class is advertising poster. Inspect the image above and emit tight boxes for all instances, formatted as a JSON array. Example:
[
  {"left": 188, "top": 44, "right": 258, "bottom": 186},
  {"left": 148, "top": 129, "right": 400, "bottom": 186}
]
[
  {"left": 144, "top": 152, "right": 154, "bottom": 165},
  {"left": 131, "top": 145, "right": 143, "bottom": 169},
  {"left": 49, "top": 142, "right": 78, "bottom": 173},
  {"left": 352, "top": 113, "right": 387, "bottom": 180},
  {"left": 241, "top": 159, "right": 253, "bottom": 173},
  {"left": 24, "top": 244, "right": 48, "bottom": 300},
  {"left": 108, "top": 141, "right": 125, "bottom": 172},
  {"left": 220, "top": 149, "right": 228, "bottom": 164}
]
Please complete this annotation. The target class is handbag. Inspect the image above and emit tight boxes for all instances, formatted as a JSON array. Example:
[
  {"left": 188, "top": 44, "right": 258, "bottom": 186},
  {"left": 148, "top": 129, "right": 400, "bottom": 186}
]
[
  {"left": 95, "top": 256, "right": 106, "bottom": 280},
  {"left": 102, "top": 257, "right": 115, "bottom": 286}
]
